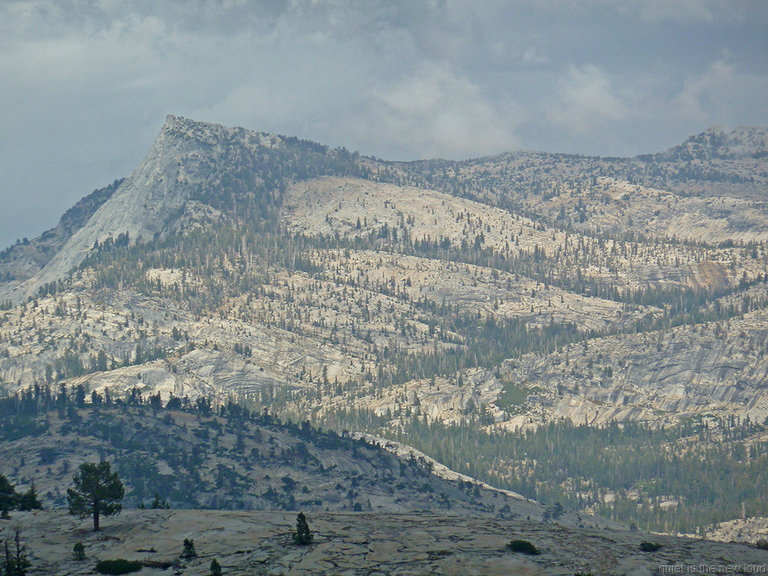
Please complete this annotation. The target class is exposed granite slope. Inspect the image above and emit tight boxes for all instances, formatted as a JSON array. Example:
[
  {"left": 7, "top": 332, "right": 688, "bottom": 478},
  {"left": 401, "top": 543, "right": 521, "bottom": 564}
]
[{"left": 8, "top": 509, "right": 768, "bottom": 576}]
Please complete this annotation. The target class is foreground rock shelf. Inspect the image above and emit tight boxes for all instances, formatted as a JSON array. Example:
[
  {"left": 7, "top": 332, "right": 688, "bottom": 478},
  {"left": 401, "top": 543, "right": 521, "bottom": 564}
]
[{"left": 8, "top": 509, "right": 768, "bottom": 575}]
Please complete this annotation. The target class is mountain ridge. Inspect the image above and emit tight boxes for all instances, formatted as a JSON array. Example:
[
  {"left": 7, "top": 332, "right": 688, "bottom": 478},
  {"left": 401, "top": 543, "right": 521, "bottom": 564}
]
[
  {"left": 651, "top": 125, "right": 768, "bottom": 161},
  {"left": 3, "top": 117, "right": 767, "bottom": 303}
]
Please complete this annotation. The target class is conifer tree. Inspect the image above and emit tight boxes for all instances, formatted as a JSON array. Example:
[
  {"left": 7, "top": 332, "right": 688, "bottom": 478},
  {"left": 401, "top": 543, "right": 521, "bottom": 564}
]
[
  {"left": 3, "top": 528, "right": 30, "bottom": 576},
  {"left": 17, "top": 484, "right": 42, "bottom": 511},
  {"left": 67, "top": 462, "right": 124, "bottom": 531},
  {"left": 0, "top": 476, "right": 17, "bottom": 517},
  {"left": 292, "top": 512, "right": 313, "bottom": 545},
  {"left": 182, "top": 538, "right": 197, "bottom": 558}
]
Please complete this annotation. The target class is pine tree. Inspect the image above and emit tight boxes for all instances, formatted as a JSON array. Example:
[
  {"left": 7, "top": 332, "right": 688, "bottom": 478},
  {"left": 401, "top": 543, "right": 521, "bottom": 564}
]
[
  {"left": 292, "top": 512, "right": 313, "bottom": 545},
  {"left": 0, "top": 475, "right": 17, "bottom": 517},
  {"left": 3, "top": 528, "right": 30, "bottom": 576},
  {"left": 18, "top": 485, "right": 42, "bottom": 511},
  {"left": 182, "top": 538, "right": 197, "bottom": 558},
  {"left": 66, "top": 462, "right": 124, "bottom": 531}
]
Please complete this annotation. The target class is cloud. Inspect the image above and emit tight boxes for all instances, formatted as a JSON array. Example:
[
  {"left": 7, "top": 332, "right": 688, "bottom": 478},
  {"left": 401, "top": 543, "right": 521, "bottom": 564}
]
[
  {"left": 613, "top": 0, "right": 716, "bottom": 23},
  {"left": 0, "top": 0, "right": 767, "bottom": 248},
  {"left": 526, "top": 0, "right": 720, "bottom": 24},
  {"left": 545, "top": 64, "right": 631, "bottom": 138},
  {"left": 672, "top": 55, "right": 768, "bottom": 130},
  {"left": 355, "top": 62, "right": 521, "bottom": 160},
  {"left": 521, "top": 46, "right": 548, "bottom": 66},
  {"left": 674, "top": 58, "right": 734, "bottom": 123}
]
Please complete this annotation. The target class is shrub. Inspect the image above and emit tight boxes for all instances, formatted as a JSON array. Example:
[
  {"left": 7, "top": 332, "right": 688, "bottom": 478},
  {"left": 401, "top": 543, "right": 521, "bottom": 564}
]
[
  {"left": 95, "top": 559, "right": 143, "bottom": 575},
  {"left": 639, "top": 541, "right": 662, "bottom": 552},
  {"left": 73, "top": 542, "right": 86, "bottom": 561},
  {"left": 141, "top": 559, "right": 174, "bottom": 569},
  {"left": 210, "top": 558, "right": 222, "bottom": 575},
  {"left": 507, "top": 539, "right": 540, "bottom": 555}
]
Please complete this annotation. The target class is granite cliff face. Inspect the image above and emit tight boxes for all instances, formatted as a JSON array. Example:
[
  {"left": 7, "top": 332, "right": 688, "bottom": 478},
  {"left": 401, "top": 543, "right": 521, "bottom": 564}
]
[
  {"left": 2, "top": 117, "right": 265, "bottom": 299},
  {"left": 0, "top": 179, "right": 121, "bottom": 284}
]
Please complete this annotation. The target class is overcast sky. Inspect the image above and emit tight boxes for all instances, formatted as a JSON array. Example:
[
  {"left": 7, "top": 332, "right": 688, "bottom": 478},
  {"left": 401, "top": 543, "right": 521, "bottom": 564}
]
[{"left": 2, "top": 0, "right": 768, "bottom": 250}]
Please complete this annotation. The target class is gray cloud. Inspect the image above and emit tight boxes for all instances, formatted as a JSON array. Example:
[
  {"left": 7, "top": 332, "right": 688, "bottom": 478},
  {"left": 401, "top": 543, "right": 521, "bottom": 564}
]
[
  {"left": 354, "top": 61, "right": 521, "bottom": 160},
  {"left": 1, "top": 0, "right": 767, "bottom": 248},
  {"left": 546, "top": 64, "right": 631, "bottom": 137}
]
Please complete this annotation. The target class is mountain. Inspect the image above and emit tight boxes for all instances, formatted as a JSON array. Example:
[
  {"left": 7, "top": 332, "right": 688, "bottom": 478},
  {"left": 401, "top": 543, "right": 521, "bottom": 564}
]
[
  {"left": 2, "top": 116, "right": 768, "bottom": 537},
  {"left": 0, "top": 115, "right": 363, "bottom": 301},
  {"left": 651, "top": 125, "right": 768, "bottom": 162}
]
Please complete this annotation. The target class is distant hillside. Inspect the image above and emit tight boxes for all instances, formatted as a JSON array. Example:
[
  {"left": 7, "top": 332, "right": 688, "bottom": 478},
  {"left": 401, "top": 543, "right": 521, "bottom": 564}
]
[
  {"left": 0, "top": 387, "right": 533, "bottom": 518},
  {"left": 650, "top": 125, "right": 768, "bottom": 162},
  {"left": 382, "top": 126, "right": 768, "bottom": 239},
  {"left": 636, "top": 125, "right": 768, "bottom": 198},
  {"left": 4, "top": 121, "right": 768, "bottom": 300}
]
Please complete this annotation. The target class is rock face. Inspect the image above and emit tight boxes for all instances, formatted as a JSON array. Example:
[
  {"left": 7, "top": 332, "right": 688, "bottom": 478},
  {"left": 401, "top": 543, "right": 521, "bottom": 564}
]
[
  {"left": 382, "top": 126, "right": 768, "bottom": 243},
  {"left": 706, "top": 517, "right": 768, "bottom": 544},
  {"left": 495, "top": 302, "right": 768, "bottom": 428},
  {"left": 1, "top": 118, "right": 767, "bottom": 427},
  {"left": 1, "top": 118, "right": 768, "bottom": 431},
  {"left": 6, "top": 116, "right": 239, "bottom": 299},
  {"left": 2, "top": 115, "right": 364, "bottom": 302}
]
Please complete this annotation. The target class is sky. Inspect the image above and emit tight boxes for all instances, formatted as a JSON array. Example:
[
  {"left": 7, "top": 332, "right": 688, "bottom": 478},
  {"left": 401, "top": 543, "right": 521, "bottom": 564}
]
[{"left": 2, "top": 0, "right": 768, "bottom": 250}]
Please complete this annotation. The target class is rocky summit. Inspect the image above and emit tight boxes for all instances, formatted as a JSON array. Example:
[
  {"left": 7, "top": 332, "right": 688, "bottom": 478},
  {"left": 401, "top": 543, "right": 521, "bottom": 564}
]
[{"left": 2, "top": 116, "right": 768, "bottom": 564}]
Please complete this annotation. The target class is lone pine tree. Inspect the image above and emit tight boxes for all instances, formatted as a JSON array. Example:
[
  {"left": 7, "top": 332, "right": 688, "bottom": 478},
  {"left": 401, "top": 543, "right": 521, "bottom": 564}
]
[
  {"left": 292, "top": 512, "right": 313, "bottom": 545},
  {"left": 67, "top": 461, "right": 124, "bottom": 531},
  {"left": 182, "top": 538, "right": 197, "bottom": 558}
]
